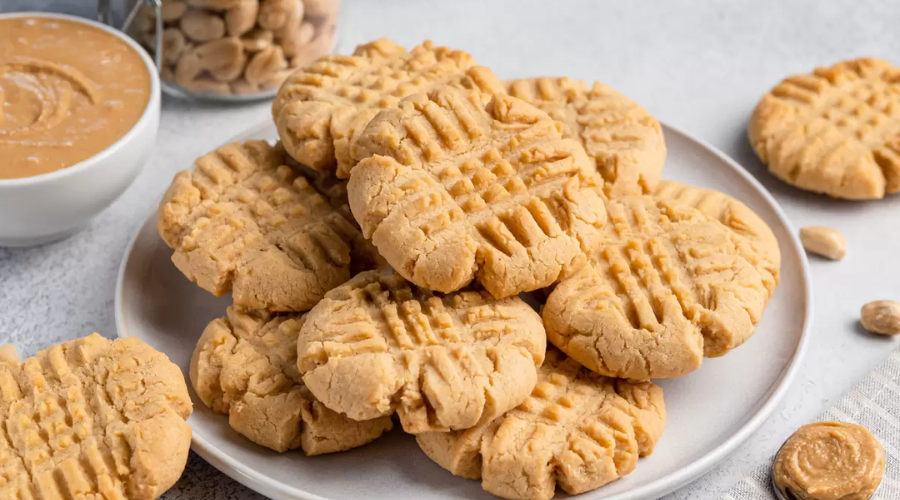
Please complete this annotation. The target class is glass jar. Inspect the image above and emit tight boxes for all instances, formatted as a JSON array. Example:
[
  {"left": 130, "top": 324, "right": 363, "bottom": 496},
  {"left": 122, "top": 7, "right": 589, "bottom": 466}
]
[{"left": 124, "top": 0, "right": 339, "bottom": 101}]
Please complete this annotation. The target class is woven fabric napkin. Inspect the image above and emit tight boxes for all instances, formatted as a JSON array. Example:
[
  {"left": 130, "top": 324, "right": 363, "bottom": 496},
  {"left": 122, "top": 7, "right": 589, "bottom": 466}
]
[{"left": 714, "top": 348, "right": 900, "bottom": 499}]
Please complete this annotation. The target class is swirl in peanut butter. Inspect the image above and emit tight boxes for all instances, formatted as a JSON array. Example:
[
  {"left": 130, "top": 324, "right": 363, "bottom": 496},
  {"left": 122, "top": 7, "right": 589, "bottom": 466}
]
[
  {"left": 774, "top": 422, "right": 885, "bottom": 500},
  {"left": 0, "top": 17, "right": 150, "bottom": 180}
]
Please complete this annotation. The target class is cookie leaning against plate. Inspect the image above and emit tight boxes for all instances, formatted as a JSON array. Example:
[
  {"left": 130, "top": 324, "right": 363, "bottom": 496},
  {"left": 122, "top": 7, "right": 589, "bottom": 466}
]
[
  {"left": 349, "top": 86, "right": 609, "bottom": 298},
  {"left": 654, "top": 180, "right": 781, "bottom": 295},
  {"left": 416, "top": 348, "right": 666, "bottom": 500},
  {"left": 543, "top": 195, "right": 770, "bottom": 379},
  {"left": 273, "top": 38, "right": 502, "bottom": 177},
  {"left": 158, "top": 140, "right": 375, "bottom": 312},
  {"left": 749, "top": 58, "right": 900, "bottom": 200},
  {"left": 506, "top": 77, "right": 667, "bottom": 198},
  {"left": 0, "top": 334, "right": 192, "bottom": 500},
  {"left": 191, "top": 306, "right": 393, "bottom": 454},
  {"left": 297, "top": 270, "right": 546, "bottom": 433}
]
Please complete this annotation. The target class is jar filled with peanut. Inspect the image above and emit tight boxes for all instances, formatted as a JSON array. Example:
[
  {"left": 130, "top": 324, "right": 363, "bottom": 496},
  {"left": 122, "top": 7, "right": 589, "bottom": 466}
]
[{"left": 129, "top": 0, "right": 339, "bottom": 100}]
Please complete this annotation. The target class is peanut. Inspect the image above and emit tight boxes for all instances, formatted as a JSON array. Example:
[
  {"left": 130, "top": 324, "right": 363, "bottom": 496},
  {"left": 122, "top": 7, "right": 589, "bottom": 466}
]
[
  {"left": 209, "top": 46, "right": 246, "bottom": 82},
  {"left": 180, "top": 9, "right": 225, "bottom": 42},
  {"left": 799, "top": 226, "right": 846, "bottom": 261},
  {"left": 296, "top": 22, "right": 315, "bottom": 45},
  {"left": 225, "top": 0, "right": 259, "bottom": 36},
  {"left": 302, "top": 0, "right": 337, "bottom": 18},
  {"left": 277, "top": 11, "right": 313, "bottom": 57},
  {"left": 162, "top": 28, "right": 188, "bottom": 64},
  {"left": 288, "top": 28, "right": 333, "bottom": 69},
  {"left": 194, "top": 37, "right": 244, "bottom": 80},
  {"left": 175, "top": 49, "right": 203, "bottom": 87},
  {"left": 186, "top": 0, "right": 241, "bottom": 10},
  {"left": 258, "top": 0, "right": 299, "bottom": 31},
  {"left": 161, "top": 1, "right": 188, "bottom": 22},
  {"left": 135, "top": 9, "right": 155, "bottom": 33},
  {"left": 161, "top": 64, "right": 176, "bottom": 82},
  {"left": 241, "top": 28, "right": 274, "bottom": 52},
  {"left": 185, "top": 77, "right": 232, "bottom": 94},
  {"left": 245, "top": 45, "right": 287, "bottom": 84},
  {"left": 861, "top": 301, "right": 900, "bottom": 336}
]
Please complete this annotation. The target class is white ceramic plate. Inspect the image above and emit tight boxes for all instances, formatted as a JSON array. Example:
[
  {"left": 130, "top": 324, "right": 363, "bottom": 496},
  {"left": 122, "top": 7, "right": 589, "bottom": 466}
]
[{"left": 115, "top": 122, "right": 812, "bottom": 500}]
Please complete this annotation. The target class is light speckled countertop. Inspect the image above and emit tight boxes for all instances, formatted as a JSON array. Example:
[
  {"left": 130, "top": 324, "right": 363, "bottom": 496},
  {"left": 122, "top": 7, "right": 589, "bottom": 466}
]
[{"left": 3, "top": 1, "right": 900, "bottom": 499}]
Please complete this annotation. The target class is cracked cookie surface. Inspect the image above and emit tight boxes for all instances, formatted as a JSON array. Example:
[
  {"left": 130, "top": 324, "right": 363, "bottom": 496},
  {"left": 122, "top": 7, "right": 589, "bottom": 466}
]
[
  {"left": 273, "top": 38, "right": 502, "bottom": 177},
  {"left": 0, "top": 334, "right": 192, "bottom": 500},
  {"left": 505, "top": 77, "right": 666, "bottom": 198},
  {"left": 749, "top": 58, "right": 900, "bottom": 200},
  {"left": 416, "top": 348, "right": 665, "bottom": 500},
  {"left": 297, "top": 270, "right": 546, "bottom": 433},
  {"left": 158, "top": 140, "right": 374, "bottom": 312},
  {"left": 191, "top": 306, "right": 392, "bottom": 455},
  {"left": 543, "top": 195, "right": 769, "bottom": 379},
  {"left": 348, "top": 86, "right": 608, "bottom": 298},
  {"left": 654, "top": 180, "right": 781, "bottom": 295}
]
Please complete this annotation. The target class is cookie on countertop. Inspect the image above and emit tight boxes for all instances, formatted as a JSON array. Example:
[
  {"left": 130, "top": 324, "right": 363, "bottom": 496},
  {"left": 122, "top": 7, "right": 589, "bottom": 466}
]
[
  {"left": 297, "top": 270, "right": 547, "bottom": 433},
  {"left": 654, "top": 180, "right": 781, "bottom": 294},
  {"left": 0, "top": 334, "right": 192, "bottom": 500},
  {"left": 191, "top": 306, "right": 393, "bottom": 455},
  {"left": 543, "top": 195, "right": 770, "bottom": 379},
  {"left": 749, "top": 58, "right": 900, "bottom": 200},
  {"left": 416, "top": 348, "right": 666, "bottom": 500},
  {"left": 349, "top": 86, "right": 608, "bottom": 298},
  {"left": 506, "top": 77, "right": 666, "bottom": 198},
  {"left": 273, "top": 38, "right": 502, "bottom": 177},
  {"left": 158, "top": 140, "right": 376, "bottom": 312}
]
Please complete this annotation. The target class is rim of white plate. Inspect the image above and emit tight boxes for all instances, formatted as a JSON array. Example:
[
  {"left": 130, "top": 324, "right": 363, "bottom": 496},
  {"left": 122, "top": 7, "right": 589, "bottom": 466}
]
[{"left": 115, "top": 120, "right": 813, "bottom": 500}]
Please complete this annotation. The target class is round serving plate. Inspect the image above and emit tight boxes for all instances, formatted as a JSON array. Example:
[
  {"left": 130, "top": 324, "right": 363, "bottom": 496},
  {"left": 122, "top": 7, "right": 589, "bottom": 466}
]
[{"left": 115, "top": 121, "right": 812, "bottom": 500}]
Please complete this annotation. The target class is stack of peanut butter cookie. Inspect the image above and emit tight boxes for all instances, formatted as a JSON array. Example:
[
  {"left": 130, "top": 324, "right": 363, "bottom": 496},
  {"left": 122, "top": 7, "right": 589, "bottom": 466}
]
[{"left": 153, "top": 38, "right": 782, "bottom": 500}]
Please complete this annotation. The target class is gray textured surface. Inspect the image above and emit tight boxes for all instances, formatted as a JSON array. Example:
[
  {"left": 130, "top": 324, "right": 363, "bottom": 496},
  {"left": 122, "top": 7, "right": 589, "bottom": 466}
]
[{"left": 2, "top": 1, "right": 900, "bottom": 499}]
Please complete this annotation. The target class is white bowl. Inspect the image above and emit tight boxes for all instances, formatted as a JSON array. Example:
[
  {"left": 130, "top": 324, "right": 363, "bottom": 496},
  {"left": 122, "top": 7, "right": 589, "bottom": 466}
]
[{"left": 0, "top": 12, "right": 160, "bottom": 247}]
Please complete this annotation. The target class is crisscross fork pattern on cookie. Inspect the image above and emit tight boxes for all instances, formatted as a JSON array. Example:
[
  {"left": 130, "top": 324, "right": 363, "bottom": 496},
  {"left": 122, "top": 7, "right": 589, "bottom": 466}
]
[
  {"left": 0, "top": 335, "right": 192, "bottom": 500},
  {"left": 159, "top": 140, "right": 371, "bottom": 311},
  {"left": 297, "top": 271, "right": 546, "bottom": 433},
  {"left": 654, "top": 180, "right": 781, "bottom": 295},
  {"left": 191, "top": 306, "right": 393, "bottom": 454},
  {"left": 415, "top": 348, "right": 666, "bottom": 500},
  {"left": 543, "top": 196, "right": 769, "bottom": 379},
  {"left": 506, "top": 77, "right": 667, "bottom": 197},
  {"left": 349, "top": 87, "right": 608, "bottom": 298},
  {"left": 750, "top": 58, "right": 900, "bottom": 199},
  {"left": 273, "top": 38, "right": 501, "bottom": 176}
]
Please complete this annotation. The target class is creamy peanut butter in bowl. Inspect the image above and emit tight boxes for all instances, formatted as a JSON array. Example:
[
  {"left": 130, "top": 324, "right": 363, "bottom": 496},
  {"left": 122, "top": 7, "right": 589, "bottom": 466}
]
[{"left": 0, "top": 12, "right": 160, "bottom": 247}]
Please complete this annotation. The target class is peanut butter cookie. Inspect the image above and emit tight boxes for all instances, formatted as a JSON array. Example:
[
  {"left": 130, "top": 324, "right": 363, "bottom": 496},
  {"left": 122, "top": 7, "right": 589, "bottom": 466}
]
[
  {"left": 158, "top": 140, "right": 374, "bottom": 311},
  {"left": 543, "top": 196, "right": 770, "bottom": 379},
  {"left": 297, "top": 270, "right": 547, "bottom": 433},
  {"left": 349, "top": 87, "right": 608, "bottom": 298},
  {"left": 654, "top": 180, "right": 781, "bottom": 294},
  {"left": 286, "top": 156, "right": 388, "bottom": 271},
  {"left": 191, "top": 306, "right": 393, "bottom": 454},
  {"left": 506, "top": 77, "right": 666, "bottom": 198},
  {"left": 416, "top": 348, "right": 666, "bottom": 500},
  {"left": 272, "top": 38, "right": 502, "bottom": 177},
  {"left": 749, "top": 58, "right": 900, "bottom": 200},
  {"left": 0, "top": 334, "right": 192, "bottom": 500}
]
